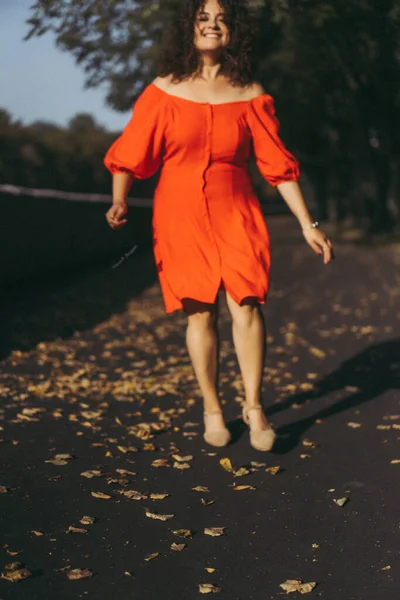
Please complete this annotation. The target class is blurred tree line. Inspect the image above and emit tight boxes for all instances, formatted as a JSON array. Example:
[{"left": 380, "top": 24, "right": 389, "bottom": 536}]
[
  {"left": 24, "top": 0, "right": 400, "bottom": 231},
  {"left": 0, "top": 109, "right": 116, "bottom": 193}
]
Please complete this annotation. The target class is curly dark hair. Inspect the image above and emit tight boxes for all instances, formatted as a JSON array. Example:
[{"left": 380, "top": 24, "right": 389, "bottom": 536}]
[{"left": 157, "top": 0, "right": 257, "bottom": 87}]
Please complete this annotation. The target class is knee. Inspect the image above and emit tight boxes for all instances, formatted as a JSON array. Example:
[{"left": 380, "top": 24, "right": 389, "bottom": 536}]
[
  {"left": 187, "top": 310, "right": 215, "bottom": 331},
  {"left": 231, "top": 304, "right": 258, "bottom": 329}
]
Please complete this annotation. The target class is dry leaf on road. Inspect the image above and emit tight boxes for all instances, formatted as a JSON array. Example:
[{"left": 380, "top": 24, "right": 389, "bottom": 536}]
[
  {"left": 145, "top": 510, "right": 174, "bottom": 521},
  {"left": 220, "top": 458, "right": 234, "bottom": 472},
  {"left": 333, "top": 497, "right": 348, "bottom": 507},
  {"left": 204, "top": 527, "right": 225, "bottom": 537},
  {"left": 193, "top": 486, "right": 210, "bottom": 493},
  {"left": 199, "top": 583, "right": 222, "bottom": 594},
  {"left": 173, "top": 529, "right": 193, "bottom": 538},
  {"left": 266, "top": 466, "right": 281, "bottom": 475},
  {"left": 144, "top": 553, "right": 159, "bottom": 561},
  {"left": 80, "top": 516, "right": 95, "bottom": 525},
  {"left": 66, "top": 526, "right": 88, "bottom": 534},
  {"left": 170, "top": 543, "right": 186, "bottom": 551},
  {"left": 91, "top": 491, "right": 111, "bottom": 500},
  {"left": 67, "top": 568, "right": 93, "bottom": 580},
  {"left": 280, "top": 579, "right": 316, "bottom": 594}
]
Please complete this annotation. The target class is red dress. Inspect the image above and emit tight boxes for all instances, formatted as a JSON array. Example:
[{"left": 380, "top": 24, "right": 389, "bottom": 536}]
[{"left": 104, "top": 84, "right": 299, "bottom": 313}]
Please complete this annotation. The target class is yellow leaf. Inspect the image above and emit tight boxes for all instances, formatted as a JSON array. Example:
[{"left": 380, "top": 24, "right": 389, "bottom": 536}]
[
  {"left": 173, "top": 529, "right": 193, "bottom": 538},
  {"left": 333, "top": 497, "right": 348, "bottom": 507},
  {"left": 279, "top": 579, "right": 316, "bottom": 594},
  {"left": 219, "top": 458, "right": 234, "bottom": 472},
  {"left": 204, "top": 527, "right": 225, "bottom": 537},
  {"left": 173, "top": 461, "right": 191, "bottom": 469},
  {"left": 170, "top": 543, "right": 186, "bottom": 552},
  {"left": 31, "top": 530, "right": 45, "bottom": 536},
  {"left": 67, "top": 568, "right": 93, "bottom": 580},
  {"left": 91, "top": 491, "right": 111, "bottom": 500},
  {"left": 390, "top": 459, "right": 400, "bottom": 464},
  {"left": 199, "top": 583, "right": 222, "bottom": 594},
  {"left": 300, "top": 454, "right": 312, "bottom": 460},
  {"left": 66, "top": 526, "right": 87, "bottom": 534},
  {"left": 205, "top": 568, "right": 216, "bottom": 573},
  {"left": 347, "top": 422, "right": 361, "bottom": 429},
  {"left": 144, "top": 553, "right": 159, "bottom": 562},
  {"left": 233, "top": 468, "right": 250, "bottom": 477},
  {"left": 80, "top": 470, "right": 102, "bottom": 479},
  {"left": 80, "top": 516, "right": 95, "bottom": 525},
  {"left": 172, "top": 454, "right": 193, "bottom": 462},
  {"left": 145, "top": 510, "right": 174, "bottom": 521},
  {"left": 1, "top": 567, "right": 31, "bottom": 583},
  {"left": 150, "top": 493, "right": 169, "bottom": 500},
  {"left": 193, "top": 486, "right": 210, "bottom": 493},
  {"left": 309, "top": 347, "right": 326, "bottom": 359},
  {"left": 201, "top": 498, "right": 215, "bottom": 507},
  {"left": 266, "top": 466, "right": 281, "bottom": 475},
  {"left": 233, "top": 485, "right": 256, "bottom": 491},
  {"left": 151, "top": 459, "right": 170, "bottom": 468}
]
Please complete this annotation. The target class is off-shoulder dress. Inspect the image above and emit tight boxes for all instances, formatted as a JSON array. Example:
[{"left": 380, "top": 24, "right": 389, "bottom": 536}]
[{"left": 104, "top": 83, "right": 300, "bottom": 313}]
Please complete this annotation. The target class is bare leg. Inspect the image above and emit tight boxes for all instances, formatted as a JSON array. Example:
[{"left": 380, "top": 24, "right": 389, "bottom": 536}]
[
  {"left": 183, "top": 298, "right": 227, "bottom": 434},
  {"left": 225, "top": 292, "right": 271, "bottom": 430}
]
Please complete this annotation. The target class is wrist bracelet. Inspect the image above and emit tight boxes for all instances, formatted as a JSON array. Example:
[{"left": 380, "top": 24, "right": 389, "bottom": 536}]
[{"left": 303, "top": 221, "right": 319, "bottom": 231}]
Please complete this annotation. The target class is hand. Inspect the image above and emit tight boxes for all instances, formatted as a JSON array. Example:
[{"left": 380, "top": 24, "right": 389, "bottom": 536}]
[
  {"left": 302, "top": 226, "right": 334, "bottom": 264},
  {"left": 106, "top": 201, "right": 128, "bottom": 230}
]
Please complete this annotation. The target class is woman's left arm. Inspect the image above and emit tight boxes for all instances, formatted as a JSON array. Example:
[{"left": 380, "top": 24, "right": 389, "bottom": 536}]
[{"left": 277, "top": 181, "right": 334, "bottom": 265}]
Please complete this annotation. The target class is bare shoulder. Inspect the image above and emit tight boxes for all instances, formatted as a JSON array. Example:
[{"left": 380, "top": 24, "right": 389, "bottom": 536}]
[
  {"left": 243, "top": 82, "right": 267, "bottom": 101},
  {"left": 152, "top": 75, "right": 174, "bottom": 91}
]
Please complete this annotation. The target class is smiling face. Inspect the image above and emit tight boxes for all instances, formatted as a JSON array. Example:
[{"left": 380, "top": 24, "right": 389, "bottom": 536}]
[{"left": 194, "top": 0, "right": 230, "bottom": 54}]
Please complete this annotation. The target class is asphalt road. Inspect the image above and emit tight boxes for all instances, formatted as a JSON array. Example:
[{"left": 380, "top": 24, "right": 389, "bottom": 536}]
[{"left": 1, "top": 217, "right": 399, "bottom": 600}]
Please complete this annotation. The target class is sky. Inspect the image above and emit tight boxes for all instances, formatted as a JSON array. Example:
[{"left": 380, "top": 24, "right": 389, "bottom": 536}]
[{"left": 0, "top": 0, "right": 128, "bottom": 131}]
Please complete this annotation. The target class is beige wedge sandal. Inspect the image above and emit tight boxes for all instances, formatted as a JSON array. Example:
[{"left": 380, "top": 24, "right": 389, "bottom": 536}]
[
  {"left": 203, "top": 410, "right": 231, "bottom": 447},
  {"left": 242, "top": 404, "right": 276, "bottom": 452}
]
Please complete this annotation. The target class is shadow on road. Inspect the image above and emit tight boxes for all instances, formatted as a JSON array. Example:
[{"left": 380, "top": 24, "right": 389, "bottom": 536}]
[
  {"left": 0, "top": 250, "right": 158, "bottom": 361},
  {"left": 269, "top": 339, "right": 400, "bottom": 453}
]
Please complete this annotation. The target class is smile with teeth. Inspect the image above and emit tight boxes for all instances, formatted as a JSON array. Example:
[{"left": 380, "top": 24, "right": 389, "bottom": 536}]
[{"left": 204, "top": 33, "right": 222, "bottom": 38}]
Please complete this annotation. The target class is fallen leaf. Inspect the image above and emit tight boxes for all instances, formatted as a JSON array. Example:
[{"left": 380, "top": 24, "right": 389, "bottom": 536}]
[
  {"left": 67, "top": 568, "right": 93, "bottom": 580},
  {"left": 380, "top": 565, "right": 391, "bottom": 571},
  {"left": 204, "top": 527, "right": 225, "bottom": 537},
  {"left": 199, "top": 583, "right": 222, "bottom": 594},
  {"left": 309, "top": 346, "right": 326, "bottom": 359},
  {"left": 120, "top": 490, "right": 147, "bottom": 501},
  {"left": 205, "top": 568, "right": 216, "bottom": 573},
  {"left": 201, "top": 498, "right": 215, "bottom": 507},
  {"left": 80, "top": 516, "right": 95, "bottom": 525},
  {"left": 250, "top": 461, "right": 266, "bottom": 468},
  {"left": 234, "top": 485, "right": 256, "bottom": 491},
  {"left": 233, "top": 467, "right": 250, "bottom": 477},
  {"left": 45, "top": 459, "right": 69, "bottom": 466},
  {"left": 347, "top": 422, "right": 361, "bottom": 429},
  {"left": 144, "top": 553, "right": 159, "bottom": 561},
  {"left": 279, "top": 579, "right": 316, "bottom": 594},
  {"left": 80, "top": 470, "right": 102, "bottom": 479},
  {"left": 66, "top": 526, "right": 88, "bottom": 534},
  {"left": 1, "top": 565, "right": 31, "bottom": 583},
  {"left": 173, "top": 529, "right": 193, "bottom": 538},
  {"left": 145, "top": 510, "right": 174, "bottom": 521},
  {"left": 377, "top": 425, "right": 391, "bottom": 430},
  {"left": 300, "top": 454, "right": 312, "bottom": 460},
  {"left": 302, "top": 439, "right": 318, "bottom": 448},
  {"left": 0, "top": 486, "right": 9, "bottom": 494},
  {"left": 173, "top": 461, "right": 191, "bottom": 470},
  {"left": 390, "top": 459, "right": 400, "bottom": 464},
  {"left": 54, "top": 453, "right": 74, "bottom": 461},
  {"left": 193, "top": 486, "right": 210, "bottom": 493},
  {"left": 91, "top": 491, "right": 112, "bottom": 500},
  {"left": 219, "top": 458, "right": 234, "bottom": 472},
  {"left": 150, "top": 493, "right": 169, "bottom": 500},
  {"left": 266, "top": 466, "right": 281, "bottom": 475},
  {"left": 151, "top": 459, "right": 170, "bottom": 468},
  {"left": 116, "top": 468, "right": 136, "bottom": 476},
  {"left": 31, "top": 530, "right": 45, "bottom": 536},
  {"left": 170, "top": 543, "right": 186, "bottom": 551},
  {"left": 333, "top": 497, "right": 348, "bottom": 507},
  {"left": 172, "top": 454, "right": 193, "bottom": 462}
]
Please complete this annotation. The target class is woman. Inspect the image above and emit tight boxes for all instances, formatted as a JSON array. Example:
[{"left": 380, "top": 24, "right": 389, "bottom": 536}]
[{"left": 104, "top": 0, "right": 333, "bottom": 451}]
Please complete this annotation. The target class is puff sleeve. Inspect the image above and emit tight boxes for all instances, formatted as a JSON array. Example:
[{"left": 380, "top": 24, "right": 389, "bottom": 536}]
[
  {"left": 246, "top": 94, "right": 300, "bottom": 187},
  {"left": 104, "top": 86, "right": 167, "bottom": 179}
]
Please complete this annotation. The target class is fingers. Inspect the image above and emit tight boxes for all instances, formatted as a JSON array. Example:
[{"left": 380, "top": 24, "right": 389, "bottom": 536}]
[
  {"left": 305, "top": 230, "right": 334, "bottom": 264},
  {"left": 106, "top": 205, "right": 128, "bottom": 230}
]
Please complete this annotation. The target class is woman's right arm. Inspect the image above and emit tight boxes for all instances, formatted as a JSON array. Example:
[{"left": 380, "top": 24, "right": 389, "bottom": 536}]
[{"left": 105, "top": 172, "right": 133, "bottom": 230}]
